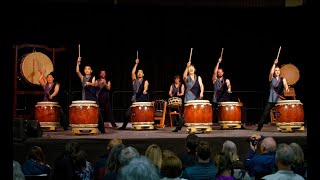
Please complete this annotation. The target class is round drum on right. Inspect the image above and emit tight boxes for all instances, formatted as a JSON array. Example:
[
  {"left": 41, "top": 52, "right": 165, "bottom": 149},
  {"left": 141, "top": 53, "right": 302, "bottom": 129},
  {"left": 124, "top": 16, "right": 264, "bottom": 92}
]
[
  {"left": 218, "top": 101, "right": 242, "bottom": 124},
  {"left": 275, "top": 100, "right": 304, "bottom": 126},
  {"left": 184, "top": 100, "right": 212, "bottom": 126}
]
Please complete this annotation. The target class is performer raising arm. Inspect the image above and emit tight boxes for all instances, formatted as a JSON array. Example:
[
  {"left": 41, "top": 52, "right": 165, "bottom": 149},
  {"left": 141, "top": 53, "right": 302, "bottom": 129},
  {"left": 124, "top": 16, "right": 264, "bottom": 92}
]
[{"left": 256, "top": 58, "right": 289, "bottom": 131}]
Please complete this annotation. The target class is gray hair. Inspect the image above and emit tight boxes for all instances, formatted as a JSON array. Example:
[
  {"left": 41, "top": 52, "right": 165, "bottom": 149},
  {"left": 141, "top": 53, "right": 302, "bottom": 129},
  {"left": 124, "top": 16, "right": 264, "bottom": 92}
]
[
  {"left": 262, "top": 137, "right": 277, "bottom": 153},
  {"left": 118, "top": 156, "right": 160, "bottom": 180},
  {"left": 221, "top": 140, "right": 239, "bottom": 162},
  {"left": 276, "top": 143, "right": 294, "bottom": 166},
  {"left": 119, "top": 146, "right": 140, "bottom": 167},
  {"left": 13, "top": 161, "right": 25, "bottom": 180}
]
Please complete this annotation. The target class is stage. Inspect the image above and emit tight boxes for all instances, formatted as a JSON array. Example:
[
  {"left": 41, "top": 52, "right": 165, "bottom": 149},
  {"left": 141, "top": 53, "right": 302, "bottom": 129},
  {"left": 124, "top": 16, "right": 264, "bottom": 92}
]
[{"left": 13, "top": 122, "right": 307, "bottom": 169}]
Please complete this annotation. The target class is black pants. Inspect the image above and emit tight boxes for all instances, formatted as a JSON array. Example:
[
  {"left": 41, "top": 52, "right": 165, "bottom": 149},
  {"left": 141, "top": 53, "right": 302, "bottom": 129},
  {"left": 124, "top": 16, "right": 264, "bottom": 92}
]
[
  {"left": 120, "top": 106, "right": 131, "bottom": 128},
  {"left": 59, "top": 108, "right": 68, "bottom": 130},
  {"left": 212, "top": 102, "right": 219, "bottom": 124},
  {"left": 257, "top": 102, "right": 276, "bottom": 130},
  {"left": 101, "top": 102, "right": 117, "bottom": 127}
]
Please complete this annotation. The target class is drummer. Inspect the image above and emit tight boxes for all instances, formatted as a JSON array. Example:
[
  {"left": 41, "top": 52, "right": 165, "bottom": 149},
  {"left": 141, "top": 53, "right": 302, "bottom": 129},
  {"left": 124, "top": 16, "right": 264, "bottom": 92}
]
[
  {"left": 168, "top": 75, "right": 185, "bottom": 125},
  {"left": 256, "top": 58, "right": 289, "bottom": 131},
  {"left": 118, "top": 58, "right": 149, "bottom": 130},
  {"left": 38, "top": 71, "right": 68, "bottom": 130},
  {"left": 172, "top": 61, "right": 204, "bottom": 132},
  {"left": 212, "top": 56, "right": 232, "bottom": 124}
]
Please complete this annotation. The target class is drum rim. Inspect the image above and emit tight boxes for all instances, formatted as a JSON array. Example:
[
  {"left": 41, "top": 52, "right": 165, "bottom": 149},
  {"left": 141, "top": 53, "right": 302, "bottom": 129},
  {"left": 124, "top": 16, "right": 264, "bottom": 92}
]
[
  {"left": 131, "top": 102, "right": 153, "bottom": 106},
  {"left": 218, "top": 101, "right": 242, "bottom": 106},
  {"left": 71, "top": 100, "right": 97, "bottom": 104},
  {"left": 186, "top": 100, "right": 210, "bottom": 104},
  {"left": 37, "top": 101, "right": 59, "bottom": 105},
  {"left": 276, "top": 100, "right": 302, "bottom": 105}
]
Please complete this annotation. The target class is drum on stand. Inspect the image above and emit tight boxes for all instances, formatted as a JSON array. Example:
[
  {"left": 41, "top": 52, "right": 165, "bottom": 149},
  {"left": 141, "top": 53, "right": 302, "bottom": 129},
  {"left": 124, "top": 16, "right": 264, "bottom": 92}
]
[
  {"left": 130, "top": 102, "right": 155, "bottom": 130},
  {"left": 184, "top": 100, "right": 212, "bottom": 133},
  {"left": 218, "top": 101, "right": 242, "bottom": 129},
  {"left": 168, "top": 97, "right": 182, "bottom": 109},
  {"left": 69, "top": 100, "right": 99, "bottom": 134},
  {"left": 34, "top": 101, "right": 60, "bottom": 130},
  {"left": 275, "top": 100, "right": 304, "bottom": 132}
]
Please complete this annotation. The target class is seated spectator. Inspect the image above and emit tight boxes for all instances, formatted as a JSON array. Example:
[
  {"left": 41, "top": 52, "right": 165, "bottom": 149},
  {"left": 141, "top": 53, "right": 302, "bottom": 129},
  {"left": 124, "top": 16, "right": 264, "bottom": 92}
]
[
  {"left": 244, "top": 134, "right": 277, "bottom": 179},
  {"left": 289, "top": 142, "right": 307, "bottom": 179},
  {"left": 72, "top": 150, "right": 93, "bottom": 180},
  {"left": 179, "top": 134, "right": 199, "bottom": 170},
  {"left": 13, "top": 160, "right": 25, "bottom": 180},
  {"left": 262, "top": 143, "right": 304, "bottom": 180},
  {"left": 221, "top": 140, "right": 250, "bottom": 179},
  {"left": 161, "top": 155, "right": 187, "bottom": 180},
  {"left": 213, "top": 152, "right": 234, "bottom": 180},
  {"left": 21, "top": 146, "right": 51, "bottom": 176},
  {"left": 181, "top": 140, "right": 218, "bottom": 180},
  {"left": 118, "top": 156, "right": 160, "bottom": 180},
  {"left": 94, "top": 139, "right": 123, "bottom": 180}
]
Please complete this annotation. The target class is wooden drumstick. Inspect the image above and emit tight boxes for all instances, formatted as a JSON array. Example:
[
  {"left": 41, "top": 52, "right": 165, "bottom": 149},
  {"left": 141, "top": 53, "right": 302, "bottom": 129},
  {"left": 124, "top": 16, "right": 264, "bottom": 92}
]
[
  {"left": 137, "top": 50, "right": 139, "bottom": 59},
  {"left": 189, "top": 48, "right": 193, "bottom": 63},
  {"left": 276, "top": 46, "right": 281, "bottom": 59},
  {"left": 220, "top": 48, "right": 224, "bottom": 58},
  {"left": 78, "top": 44, "right": 81, "bottom": 57}
]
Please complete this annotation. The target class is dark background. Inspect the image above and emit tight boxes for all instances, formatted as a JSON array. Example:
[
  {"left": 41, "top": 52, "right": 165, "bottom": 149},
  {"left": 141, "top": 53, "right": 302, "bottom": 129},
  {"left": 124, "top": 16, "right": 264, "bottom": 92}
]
[{"left": 4, "top": 0, "right": 315, "bottom": 178}]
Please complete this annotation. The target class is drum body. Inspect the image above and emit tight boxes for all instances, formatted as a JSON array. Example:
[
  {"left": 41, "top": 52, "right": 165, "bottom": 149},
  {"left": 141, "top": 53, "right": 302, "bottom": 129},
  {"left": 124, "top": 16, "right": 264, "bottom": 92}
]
[
  {"left": 275, "top": 100, "right": 304, "bottom": 125},
  {"left": 218, "top": 102, "right": 242, "bottom": 124},
  {"left": 184, "top": 100, "right": 212, "bottom": 126},
  {"left": 130, "top": 102, "right": 155, "bottom": 125},
  {"left": 34, "top": 102, "right": 60, "bottom": 127},
  {"left": 168, "top": 97, "right": 182, "bottom": 109},
  {"left": 69, "top": 100, "right": 99, "bottom": 128}
]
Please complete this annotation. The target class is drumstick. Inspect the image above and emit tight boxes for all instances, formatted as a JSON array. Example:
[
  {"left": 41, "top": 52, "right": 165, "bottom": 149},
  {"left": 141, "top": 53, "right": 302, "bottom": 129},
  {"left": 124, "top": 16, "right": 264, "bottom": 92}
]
[
  {"left": 78, "top": 44, "right": 81, "bottom": 57},
  {"left": 189, "top": 48, "right": 193, "bottom": 63},
  {"left": 220, "top": 48, "right": 224, "bottom": 58},
  {"left": 137, "top": 50, "right": 139, "bottom": 59},
  {"left": 276, "top": 46, "right": 281, "bottom": 59}
]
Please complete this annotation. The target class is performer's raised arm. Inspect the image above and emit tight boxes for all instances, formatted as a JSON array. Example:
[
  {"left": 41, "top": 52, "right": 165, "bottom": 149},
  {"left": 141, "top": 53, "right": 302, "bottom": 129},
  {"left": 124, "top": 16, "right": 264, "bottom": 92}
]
[
  {"left": 143, "top": 80, "right": 149, "bottom": 94},
  {"left": 269, "top": 58, "right": 278, "bottom": 81},
  {"left": 76, "top": 57, "right": 83, "bottom": 81},
  {"left": 132, "top": 58, "right": 139, "bottom": 81},
  {"left": 198, "top": 76, "right": 204, "bottom": 99},
  {"left": 212, "top": 57, "right": 222, "bottom": 84},
  {"left": 183, "top": 61, "right": 191, "bottom": 82}
]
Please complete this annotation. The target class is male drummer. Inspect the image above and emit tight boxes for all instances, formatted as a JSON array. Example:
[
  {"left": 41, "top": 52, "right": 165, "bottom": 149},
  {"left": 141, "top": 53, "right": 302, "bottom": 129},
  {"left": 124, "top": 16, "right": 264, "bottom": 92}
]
[
  {"left": 118, "top": 58, "right": 149, "bottom": 130},
  {"left": 256, "top": 58, "right": 289, "bottom": 131},
  {"left": 212, "top": 56, "right": 232, "bottom": 124},
  {"left": 172, "top": 61, "right": 204, "bottom": 132}
]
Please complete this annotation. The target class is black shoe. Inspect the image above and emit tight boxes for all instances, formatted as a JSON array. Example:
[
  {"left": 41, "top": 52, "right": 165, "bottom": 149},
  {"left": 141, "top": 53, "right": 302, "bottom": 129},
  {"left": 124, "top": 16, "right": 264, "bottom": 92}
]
[
  {"left": 172, "top": 129, "right": 179, "bottom": 132},
  {"left": 256, "top": 128, "right": 261, "bottom": 131},
  {"left": 118, "top": 126, "right": 126, "bottom": 130},
  {"left": 112, "top": 124, "right": 118, "bottom": 128}
]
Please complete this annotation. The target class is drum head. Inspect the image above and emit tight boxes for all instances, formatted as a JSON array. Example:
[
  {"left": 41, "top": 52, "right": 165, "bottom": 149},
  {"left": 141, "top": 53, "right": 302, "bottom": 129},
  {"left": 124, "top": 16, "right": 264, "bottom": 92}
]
[
  {"left": 131, "top": 102, "right": 153, "bottom": 106},
  {"left": 72, "top": 100, "right": 96, "bottom": 104},
  {"left": 218, "top": 101, "right": 241, "bottom": 106},
  {"left": 186, "top": 100, "right": 210, "bottom": 104},
  {"left": 37, "top": 101, "right": 59, "bottom": 105},
  {"left": 276, "top": 100, "right": 301, "bottom": 105},
  {"left": 20, "top": 52, "right": 54, "bottom": 85},
  {"left": 280, "top": 64, "right": 300, "bottom": 85}
]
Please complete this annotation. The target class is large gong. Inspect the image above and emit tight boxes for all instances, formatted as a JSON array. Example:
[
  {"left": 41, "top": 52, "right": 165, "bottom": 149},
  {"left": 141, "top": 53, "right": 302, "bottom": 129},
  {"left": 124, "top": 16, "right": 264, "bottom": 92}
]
[
  {"left": 280, "top": 64, "right": 300, "bottom": 86},
  {"left": 20, "top": 52, "right": 54, "bottom": 85}
]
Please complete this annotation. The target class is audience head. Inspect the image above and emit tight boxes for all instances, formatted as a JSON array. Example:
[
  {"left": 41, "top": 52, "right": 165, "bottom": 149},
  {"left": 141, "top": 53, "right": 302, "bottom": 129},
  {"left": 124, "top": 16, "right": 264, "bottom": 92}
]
[
  {"left": 145, "top": 144, "right": 162, "bottom": 169},
  {"left": 275, "top": 143, "right": 295, "bottom": 168},
  {"left": 186, "top": 133, "right": 199, "bottom": 153},
  {"left": 196, "top": 140, "right": 213, "bottom": 161},
  {"left": 261, "top": 137, "right": 277, "bottom": 153},
  {"left": 107, "top": 139, "right": 123, "bottom": 152},
  {"left": 27, "top": 146, "right": 46, "bottom": 164},
  {"left": 119, "top": 146, "right": 140, "bottom": 167},
  {"left": 105, "top": 143, "right": 126, "bottom": 173},
  {"left": 118, "top": 156, "right": 160, "bottom": 180},
  {"left": 162, "top": 149, "right": 175, "bottom": 159},
  {"left": 65, "top": 141, "right": 80, "bottom": 155},
  {"left": 222, "top": 140, "right": 239, "bottom": 162},
  {"left": 161, "top": 155, "right": 183, "bottom": 179},
  {"left": 214, "top": 152, "right": 234, "bottom": 175},
  {"left": 289, "top": 142, "right": 305, "bottom": 165},
  {"left": 13, "top": 160, "right": 25, "bottom": 180}
]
